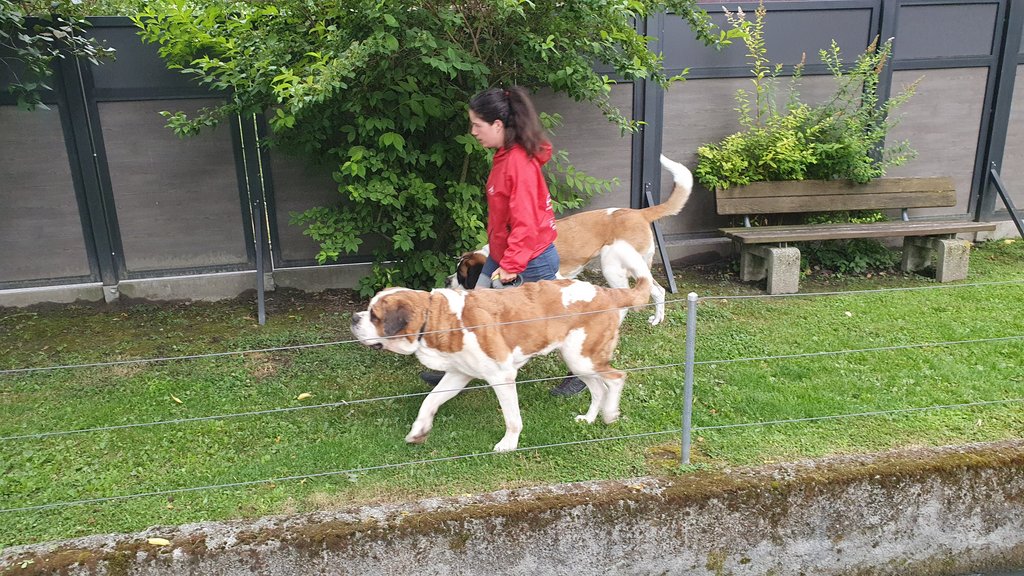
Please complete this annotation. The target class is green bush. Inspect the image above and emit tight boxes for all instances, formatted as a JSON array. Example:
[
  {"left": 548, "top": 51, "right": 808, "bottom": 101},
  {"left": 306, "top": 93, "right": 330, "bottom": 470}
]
[
  {"left": 694, "top": 2, "right": 919, "bottom": 191},
  {"left": 131, "top": 0, "right": 727, "bottom": 296}
]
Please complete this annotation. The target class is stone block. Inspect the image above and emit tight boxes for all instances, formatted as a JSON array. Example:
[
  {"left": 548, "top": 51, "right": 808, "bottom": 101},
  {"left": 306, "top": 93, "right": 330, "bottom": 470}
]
[
  {"left": 902, "top": 236, "right": 933, "bottom": 273},
  {"left": 740, "top": 245, "right": 801, "bottom": 294},
  {"left": 739, "top": 244, "right": 768, "bottom": 282},
  {"left": 934, "top": 238, "right": 971, "bottom": 282},
  {"left": 764, "top": 246, "right": 801, "bottom": 294},
  {"left": 902, "top": 236, "right": 972, "bottom": 282}
]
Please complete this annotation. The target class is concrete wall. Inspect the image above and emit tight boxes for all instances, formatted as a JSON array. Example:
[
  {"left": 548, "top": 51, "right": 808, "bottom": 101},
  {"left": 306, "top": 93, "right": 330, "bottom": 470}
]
[{"left": 3, "top": 440, "right": 1023, "bottom": 576}]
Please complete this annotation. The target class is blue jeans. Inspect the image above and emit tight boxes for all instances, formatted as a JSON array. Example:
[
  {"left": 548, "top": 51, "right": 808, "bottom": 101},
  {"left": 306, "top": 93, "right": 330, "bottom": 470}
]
[{"left": 474, "top": 243, "right": 560, "bottom": 289}]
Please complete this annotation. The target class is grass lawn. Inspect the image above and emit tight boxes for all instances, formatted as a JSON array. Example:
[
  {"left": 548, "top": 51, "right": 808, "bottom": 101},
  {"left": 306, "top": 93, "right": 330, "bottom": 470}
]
[{"left": 1, "top": 239, "right": 1022, "bottom": 549}]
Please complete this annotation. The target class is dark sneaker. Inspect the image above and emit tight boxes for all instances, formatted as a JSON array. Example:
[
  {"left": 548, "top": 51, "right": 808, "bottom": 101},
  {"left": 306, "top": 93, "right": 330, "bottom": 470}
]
[
  {"left": 419, "top": 371, "right": 445, "bottom": 388},
  {"left": 550, "top": 375, "right": 586, "bottom": 397}
]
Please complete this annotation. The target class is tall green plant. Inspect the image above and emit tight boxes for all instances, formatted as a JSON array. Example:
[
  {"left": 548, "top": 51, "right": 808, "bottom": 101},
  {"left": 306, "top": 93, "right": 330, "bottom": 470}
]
[
  {"left": 1, "top": 0, "right": 114, "bottom": 110},
  {"left": 133, "top": 0, "right": 731, "bottom": 296},
  {"left": 695, "top": 2, "right": 919, "bottom": 191}
]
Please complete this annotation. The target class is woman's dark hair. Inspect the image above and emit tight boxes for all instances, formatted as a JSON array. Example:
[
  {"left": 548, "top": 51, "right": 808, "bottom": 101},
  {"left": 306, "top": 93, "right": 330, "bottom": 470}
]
[{"left": 469, "top": 86, "right": 548, "bottom": 157}]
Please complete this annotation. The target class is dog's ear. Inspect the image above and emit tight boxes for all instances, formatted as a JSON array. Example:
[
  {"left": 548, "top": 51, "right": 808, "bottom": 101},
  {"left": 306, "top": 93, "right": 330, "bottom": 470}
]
[
  {"left": 458, "top": 254, "right": 484, "bottom": 289},
  {"left": 382, "top": 304, "right": 411, "bottom": 337}
]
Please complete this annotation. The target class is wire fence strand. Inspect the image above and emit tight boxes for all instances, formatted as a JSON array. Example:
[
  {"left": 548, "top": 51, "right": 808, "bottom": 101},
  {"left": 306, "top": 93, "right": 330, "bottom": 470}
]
[
  {"left": 0, "top": 428, "right": 682, "bottom": 514},
  {"left": 0, "top": 303, "right": 651, "bottom": 376},
  {"left": 693, "top": 397, "right": 1024, "bottom": 432}
]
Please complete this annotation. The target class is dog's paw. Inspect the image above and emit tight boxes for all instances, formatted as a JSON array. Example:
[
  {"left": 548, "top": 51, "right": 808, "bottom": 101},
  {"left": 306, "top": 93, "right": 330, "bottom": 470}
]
[
  {"left": 648, "top": 314, "right": 663, "bottom": 326},
  {"left": 405, "top": 432, "right": 428, "bottom": 444},
  {"left": 575, "top": 414, "right": 597, "bottom": 424},
  {"left": 601, "top": 410, "right": 621, "bottom": 424},
  {"left": 493, "top": 437, "right": 519, "bottom": 453},
  {"left": 405, "top": 421, "right": 431, "bottom": 444}
]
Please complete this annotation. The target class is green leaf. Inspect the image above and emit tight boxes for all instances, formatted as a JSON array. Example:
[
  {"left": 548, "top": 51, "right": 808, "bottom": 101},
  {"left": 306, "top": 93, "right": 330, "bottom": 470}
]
[{"left": 379, "top": 132, "right": 406, "bottom": 152}]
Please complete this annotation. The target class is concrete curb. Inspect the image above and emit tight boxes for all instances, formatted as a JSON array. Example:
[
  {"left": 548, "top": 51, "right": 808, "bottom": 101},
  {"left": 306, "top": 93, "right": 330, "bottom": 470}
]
[{"left": 3, "top": 439, "right": 1023, "bottom": 575}]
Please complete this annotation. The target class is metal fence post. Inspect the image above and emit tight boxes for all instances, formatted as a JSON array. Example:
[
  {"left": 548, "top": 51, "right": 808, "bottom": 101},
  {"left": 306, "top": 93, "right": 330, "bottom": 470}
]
[
  {"left": 253, "top": 193, "right": 267, "bottom": 326},
  {"left": 238, "top": 113, "right": 267, "bottom": 325},
  {"left": 682, "top": 292, "right": 698, "bottom": 465}
]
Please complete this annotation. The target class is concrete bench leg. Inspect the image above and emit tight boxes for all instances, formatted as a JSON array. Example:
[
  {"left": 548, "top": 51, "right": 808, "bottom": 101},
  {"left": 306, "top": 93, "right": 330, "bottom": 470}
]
[
  {"left": 902, "top": 237, "right": 971, "bottom": 282},
  {"left": 740, "top": 245, "right": 800, "bottom": 294},
  {"left": 935, "top": 238, "right": 971, "bottom": 282},
  {"left": 739, "top": 244, "right": 767, "bottom": 282},
  {"left": 902, "top": 237, "right": 933, "bottom": 273}
]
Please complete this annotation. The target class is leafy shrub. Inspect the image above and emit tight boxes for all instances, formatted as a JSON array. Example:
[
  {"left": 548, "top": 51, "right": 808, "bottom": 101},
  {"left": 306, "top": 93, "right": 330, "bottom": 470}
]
[
  {"left": 694, "top": 1, "right": 919, "bottom": 191},
  {"left": 802, "top": 210, "right": 887, "bottom": 226},
  {"left": 798, "top": 210, "right": 897, "bottom": 275},
  {"left": 132, "top": 0, "right": 724, "bottom": 296},
  {"left": 802, "top": 238, "right": 900, "bottom": 275}
]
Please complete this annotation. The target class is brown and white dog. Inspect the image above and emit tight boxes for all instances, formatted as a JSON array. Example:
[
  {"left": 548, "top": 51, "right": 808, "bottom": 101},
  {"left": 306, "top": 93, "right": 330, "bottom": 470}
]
[
  {"left": 449, "top": 154, "right": 693, "bottom": 325},
  {"left": 351, "top": 277, "right": 651, "bottom": 452}
]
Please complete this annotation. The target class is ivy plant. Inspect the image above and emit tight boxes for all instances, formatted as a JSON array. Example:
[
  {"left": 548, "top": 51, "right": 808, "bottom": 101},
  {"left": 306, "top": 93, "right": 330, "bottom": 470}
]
[{"left": 132, "top": 0, "right": 732, "bottom": 296}]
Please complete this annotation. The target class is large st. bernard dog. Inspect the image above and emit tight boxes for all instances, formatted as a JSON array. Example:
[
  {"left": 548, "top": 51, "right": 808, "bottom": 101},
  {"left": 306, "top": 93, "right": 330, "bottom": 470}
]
[
  {"left": 449, "top": 154, "right": 693, "bottom": 326},
  {"left": 351, "top": 277, "right": 651, "bottom": 452}
]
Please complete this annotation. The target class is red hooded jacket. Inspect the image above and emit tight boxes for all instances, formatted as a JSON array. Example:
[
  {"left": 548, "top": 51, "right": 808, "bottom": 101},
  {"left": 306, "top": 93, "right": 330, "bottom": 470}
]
[{"left": 485, "top": 142, "right": 558, "bottom": 274}]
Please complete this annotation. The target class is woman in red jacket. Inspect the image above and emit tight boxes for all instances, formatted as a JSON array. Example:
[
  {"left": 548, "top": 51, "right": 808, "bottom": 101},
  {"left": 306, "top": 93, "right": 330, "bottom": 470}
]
[
  {"left": 468, "top": 86, "right": 560, "bottom": 287},
  {"left": 421, "top": 86, "right": 585, "bottom": 396}
]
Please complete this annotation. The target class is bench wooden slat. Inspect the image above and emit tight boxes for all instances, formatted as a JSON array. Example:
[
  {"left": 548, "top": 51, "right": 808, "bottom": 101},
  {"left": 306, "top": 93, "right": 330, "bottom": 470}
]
[
  {"left": 715, "top": 177, "right": 956, "bottom": 215},
  {"left": 720, "top": 220, "right": 997, "bottom": 244}
]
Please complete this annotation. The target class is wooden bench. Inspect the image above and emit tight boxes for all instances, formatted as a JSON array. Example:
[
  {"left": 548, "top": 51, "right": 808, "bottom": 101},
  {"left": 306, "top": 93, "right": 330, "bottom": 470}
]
[{"left": 716, "top": 177, "right": 997, "bottom": 294}]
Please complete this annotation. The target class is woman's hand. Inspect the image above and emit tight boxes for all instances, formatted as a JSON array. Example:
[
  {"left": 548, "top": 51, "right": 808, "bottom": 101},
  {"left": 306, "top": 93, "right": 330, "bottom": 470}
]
[{"left": 492, "top": 267, "right": 518, "bottom": 284}]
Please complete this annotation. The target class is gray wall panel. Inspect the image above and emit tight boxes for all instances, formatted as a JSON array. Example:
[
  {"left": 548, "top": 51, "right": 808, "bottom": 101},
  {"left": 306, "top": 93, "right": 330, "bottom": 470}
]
[
  {"left": 661, "top": 78, "right": 743, "bottom": 235},
  {"left": 0, "top": 106, "right": 91, "bottom": 282},
  {"left": 997, "top": 65, "right": 1024, "bottom": 206},
  {"left": 267, "top": 155, "right": 347, "bottom": 263},
  {"left": 884, "top": 68, "right": 987, "bottom": 215},
  {"left": 89, "top": 26, "right": 202, "bottom": 94},
  {"left": 533, "top": 85, "right": 634, "bottom": 212},
  {"left": 663, "top": 7, "right": 875, "bottom": 73},
  {"left": 895, "top": 4, "right": 998, "bottom": 60},
  {"left": 99, "top": 100, "right": 248, "bottom": 272}
]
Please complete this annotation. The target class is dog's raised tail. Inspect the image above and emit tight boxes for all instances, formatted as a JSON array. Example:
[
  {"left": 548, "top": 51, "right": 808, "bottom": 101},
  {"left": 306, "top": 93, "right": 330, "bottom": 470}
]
[{"left": 642, "top": 154, "right": 694, "bottom": 223}]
